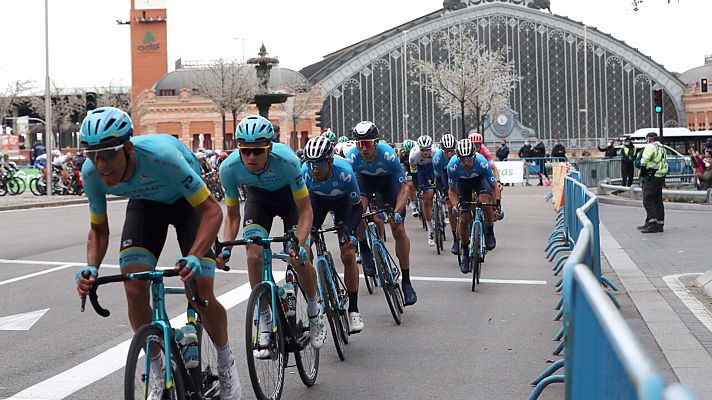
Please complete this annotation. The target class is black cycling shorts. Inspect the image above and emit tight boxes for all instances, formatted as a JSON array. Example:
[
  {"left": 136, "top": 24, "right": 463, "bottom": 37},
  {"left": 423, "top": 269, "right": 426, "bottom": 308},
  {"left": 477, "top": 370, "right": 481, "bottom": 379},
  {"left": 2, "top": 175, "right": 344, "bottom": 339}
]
[
  {"left": 357, "top": 174, "right": 406, "bottom": 220},
  {"left": 242, "top": 185, "right": 298, "bottom": 239},
  {"left": 120, "top": 198, "right": 216, "bottom": 278},
  {"left": 456, "top": 176, "right": 493, "bottom": 211},
  {"left": 310, "top": 194, "right": 363, "bottom": 235}
]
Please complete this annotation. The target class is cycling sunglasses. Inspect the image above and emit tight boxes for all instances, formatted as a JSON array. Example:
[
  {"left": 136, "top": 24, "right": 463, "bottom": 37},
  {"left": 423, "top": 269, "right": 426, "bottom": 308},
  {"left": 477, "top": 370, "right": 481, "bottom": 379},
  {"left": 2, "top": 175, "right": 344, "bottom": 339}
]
[
  {"left": 460, "top": 156, "right": 474, "bottom": 162},
  {"left": 238, "top": 144, "right": 270, "bottom": 157},
  {"left": 356, "top": 139, "right": 377, "bottom": 149},
  {"left": 308, "top": 159, "right": 329, "bottom": 170},
  {"left": 85, "top": 143, "right": 125, "bottom": 162}
]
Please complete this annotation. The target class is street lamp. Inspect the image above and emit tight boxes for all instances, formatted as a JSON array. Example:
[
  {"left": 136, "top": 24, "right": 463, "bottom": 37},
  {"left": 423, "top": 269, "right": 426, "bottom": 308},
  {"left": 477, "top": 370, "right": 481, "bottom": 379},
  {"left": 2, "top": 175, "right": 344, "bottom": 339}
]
[{"left": 44, "top": 0, "right": 53, "bottom": 198}]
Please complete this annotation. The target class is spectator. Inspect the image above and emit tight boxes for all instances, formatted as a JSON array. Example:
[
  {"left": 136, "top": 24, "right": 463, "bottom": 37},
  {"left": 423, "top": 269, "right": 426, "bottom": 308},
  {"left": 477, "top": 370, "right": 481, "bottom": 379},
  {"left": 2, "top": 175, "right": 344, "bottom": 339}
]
[
  {"left": 551, "top": 139, "right": 566, "bottom": 161},
  {"left": 30, "top": 140, "right": 46, "bottom": 165},
  {"left": 697, "top": 153, "right": 712, "bottom": 190},
  {"left": 639, "top": 132, "right": 667, "bottom": 233},
  {"left": 598, "top": 139, "right": 618, "bottom": 158},
  {"left": 533, "top": 139, "right": 548, "bottom": 185},
  {"left": 620, "top": 138, "right": 638, "bottom": 187},
  {"left": 705, "top": 138, "right": 712, "bottom": 154},
  {"left": 496, "top": 140, "right": 510, "bottom": 161},
  {"left": 518, "top": 140, "right": 533, "bottom": 186}
]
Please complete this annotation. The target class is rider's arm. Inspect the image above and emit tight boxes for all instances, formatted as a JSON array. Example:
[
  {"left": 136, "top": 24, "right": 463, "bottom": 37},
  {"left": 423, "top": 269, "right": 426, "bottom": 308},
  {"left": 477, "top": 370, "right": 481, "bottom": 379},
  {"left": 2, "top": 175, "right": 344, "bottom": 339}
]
[
  {"left": 448, "top": 186, "right": 459, "bottom": 208},
  {"left": 219, "top": 159, "right": 242, "bottom": 244},
  {"left": 87, "top": 220, "right": 110, "bottom": 268},
  {"left": 294, "top": 194, "right": 314, "bottom": 248},
  {"left": 188, "top": 197, "right": 222, "bottom": 259}
]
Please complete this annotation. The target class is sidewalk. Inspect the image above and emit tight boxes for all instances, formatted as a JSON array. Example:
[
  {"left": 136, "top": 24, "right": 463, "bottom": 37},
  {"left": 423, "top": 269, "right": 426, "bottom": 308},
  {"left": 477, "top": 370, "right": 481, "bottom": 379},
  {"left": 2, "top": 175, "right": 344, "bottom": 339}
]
[
  {"left": 0, "top": 191, "right": 125, "bottom": 211},
  {"left": 599, "top": 202, "right": 712, "bottom": 398}
]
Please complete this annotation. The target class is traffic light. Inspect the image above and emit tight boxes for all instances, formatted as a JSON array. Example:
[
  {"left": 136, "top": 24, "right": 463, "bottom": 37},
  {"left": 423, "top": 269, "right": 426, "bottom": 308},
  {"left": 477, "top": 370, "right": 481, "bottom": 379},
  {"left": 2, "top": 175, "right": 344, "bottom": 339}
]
[
  {"left": 85, "top": 91, "right": 98, "bottom": 111},
  {"left": 702, "top": 78, "right": 709, "bottom": 93},
  {"left": 315, "top": 110, "right": 323, "bottom": 129},
  {"left": 653, "top": 89, "right": 663, "bottom": 114}
]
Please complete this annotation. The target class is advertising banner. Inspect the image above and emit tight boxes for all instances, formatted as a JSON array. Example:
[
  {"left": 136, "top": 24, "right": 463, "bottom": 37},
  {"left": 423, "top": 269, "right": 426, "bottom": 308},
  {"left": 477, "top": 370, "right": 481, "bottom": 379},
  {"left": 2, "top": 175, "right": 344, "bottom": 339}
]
[{"left": 494, "top": 161, "right": 524, "bottom": 184}]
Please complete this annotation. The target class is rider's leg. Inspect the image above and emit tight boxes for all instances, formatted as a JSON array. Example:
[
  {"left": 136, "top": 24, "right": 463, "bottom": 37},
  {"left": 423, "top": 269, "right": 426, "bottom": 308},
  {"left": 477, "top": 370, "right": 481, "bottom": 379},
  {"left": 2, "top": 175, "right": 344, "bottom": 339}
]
[{"left": 422, "top": 190, "right": 434, "bottom": 232}]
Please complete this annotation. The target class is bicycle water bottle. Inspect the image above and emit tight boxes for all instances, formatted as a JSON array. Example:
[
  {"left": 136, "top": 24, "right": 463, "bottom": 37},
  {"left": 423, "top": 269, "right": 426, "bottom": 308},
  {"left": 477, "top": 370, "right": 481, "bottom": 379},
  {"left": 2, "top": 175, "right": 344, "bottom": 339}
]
[
  {"left": 284, "top": 270, "right": 296, "bottom": 317},
  {"left": 181, "top": 324, "right": 200, "bottom": 369}
]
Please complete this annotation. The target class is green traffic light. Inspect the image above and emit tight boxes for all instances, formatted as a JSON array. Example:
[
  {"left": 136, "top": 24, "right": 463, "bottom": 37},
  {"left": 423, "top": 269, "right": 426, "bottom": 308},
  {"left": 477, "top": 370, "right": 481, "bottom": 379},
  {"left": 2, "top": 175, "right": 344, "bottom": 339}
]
[{"left": 655, "top": 106, "right": 662, "bottom": 113}]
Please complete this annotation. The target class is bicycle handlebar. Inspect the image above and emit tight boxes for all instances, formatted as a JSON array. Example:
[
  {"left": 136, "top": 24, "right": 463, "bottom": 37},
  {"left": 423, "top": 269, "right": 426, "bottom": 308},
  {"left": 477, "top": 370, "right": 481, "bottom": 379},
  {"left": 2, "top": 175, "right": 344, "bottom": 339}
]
[
  {"left": 361, "top": 205, "right": 395, "bottom": 220},
  {"left": 214, "top": 231, "right": 298, "bottom": 254},
  {"left": 82, "top": 263, "right": 206, "bottom": 318}
]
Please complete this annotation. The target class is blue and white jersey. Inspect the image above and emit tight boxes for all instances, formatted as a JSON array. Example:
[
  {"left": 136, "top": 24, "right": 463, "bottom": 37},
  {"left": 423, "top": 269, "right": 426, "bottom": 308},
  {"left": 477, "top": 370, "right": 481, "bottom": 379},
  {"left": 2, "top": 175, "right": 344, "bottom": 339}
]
[
  {"left": 346, "top": 142, "right": 405, "bottom": 187},
  {"left": 446, "top": 153, "right": 496, "bottom": 187},
  {"left": 302, "top": 156, "right": 361, "bottom": 204},
  {"left": 408, "top": 145, "right": 436, "bottom": 174},
  {"left": 432, "top": 149, "right": 452, "bottom": 179}
]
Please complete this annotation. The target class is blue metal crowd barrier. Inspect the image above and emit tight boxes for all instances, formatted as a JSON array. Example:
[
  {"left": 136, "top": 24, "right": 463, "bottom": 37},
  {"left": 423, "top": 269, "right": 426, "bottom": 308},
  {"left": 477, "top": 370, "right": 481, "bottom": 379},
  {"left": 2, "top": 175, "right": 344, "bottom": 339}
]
[{"left": 529, "top": 169, "right": 698, "bottom": 400}]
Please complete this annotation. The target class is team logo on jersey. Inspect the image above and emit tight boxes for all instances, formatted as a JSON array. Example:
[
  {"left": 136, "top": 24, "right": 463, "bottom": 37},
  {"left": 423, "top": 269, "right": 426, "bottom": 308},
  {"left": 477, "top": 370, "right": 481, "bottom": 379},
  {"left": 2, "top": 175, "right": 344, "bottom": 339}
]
[
  {"left": 245, "top": 219, "right": 253, "bottom": 225},
  {"left": 480, "top": 161, "right": 487, "bottom": 169},
  {"left": 384, "top": 152, "right": 397, "bottom": 162},
  {"left": 122, "top": 239, "right": 132, "bottom": 247},
  {"left": 339, "top": 172, "right": 352, "bottom": 183}
]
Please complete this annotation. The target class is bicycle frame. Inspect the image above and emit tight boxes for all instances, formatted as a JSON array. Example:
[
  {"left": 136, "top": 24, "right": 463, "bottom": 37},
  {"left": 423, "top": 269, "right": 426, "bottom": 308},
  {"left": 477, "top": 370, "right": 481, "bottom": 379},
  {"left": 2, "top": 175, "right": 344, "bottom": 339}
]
[
  {"left": 312, "top": 227, "right": 348, "bottom": 312},
  {"left": 469, "top": 206, "right": 485, "bottom": 262},
  {"left": 362, "top": 213, "right": 399, "bottom": 287}
]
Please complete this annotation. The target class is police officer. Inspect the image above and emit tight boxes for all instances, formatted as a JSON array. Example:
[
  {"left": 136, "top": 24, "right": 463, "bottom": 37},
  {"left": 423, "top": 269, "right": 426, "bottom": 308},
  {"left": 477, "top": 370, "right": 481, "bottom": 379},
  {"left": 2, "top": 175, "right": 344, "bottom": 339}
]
[
  {"left": 620, "top": 138, "right": 638, "bottom": 187},
  {"left": 638, "top": 132, "right": 667, "bottom": 233}
]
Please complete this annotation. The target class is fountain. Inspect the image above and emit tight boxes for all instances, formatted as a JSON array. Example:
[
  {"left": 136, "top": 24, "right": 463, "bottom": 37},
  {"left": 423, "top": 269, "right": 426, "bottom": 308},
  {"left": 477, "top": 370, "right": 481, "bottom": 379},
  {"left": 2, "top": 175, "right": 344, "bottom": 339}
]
[{"left": 247, "top": 44, "right": 293, "bottom": 122}]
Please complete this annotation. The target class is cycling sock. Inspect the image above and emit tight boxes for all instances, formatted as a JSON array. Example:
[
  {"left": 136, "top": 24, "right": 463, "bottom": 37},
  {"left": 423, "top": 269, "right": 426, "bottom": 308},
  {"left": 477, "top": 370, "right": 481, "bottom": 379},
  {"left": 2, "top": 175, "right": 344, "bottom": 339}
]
[
  {"left": 402, "top": 269, "right": 411, "bottom": 285},
  {"left": 307, "top": 296, "right": 320, "bottom": 319},
  {"left": 426, "top": 220, "right": 434, "bottom": 233},
  {"left": 259, "top": 310, "right": 271, "bottom": 332},
  {"left": 347, "top": 291, "right": 359, "bottom": 313},
  {"left": 409, "top": 201, "right": 416, "bottom": 211},
  {"left": 216, "top": 341, "right": 234, "bottom": 368}
]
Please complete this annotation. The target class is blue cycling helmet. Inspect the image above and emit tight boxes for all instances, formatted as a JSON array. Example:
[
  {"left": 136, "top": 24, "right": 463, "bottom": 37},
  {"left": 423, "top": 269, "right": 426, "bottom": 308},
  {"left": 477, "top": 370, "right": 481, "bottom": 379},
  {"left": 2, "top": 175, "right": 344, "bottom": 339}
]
[
  {"left": 205, "top": 149, "right": 214, "bottom": 157},
  {"left": 80, "top": 107, "right": 133, "bottom": 148},
  {"left": 235, "top": 115, "right": 274, "bottom": 143}
]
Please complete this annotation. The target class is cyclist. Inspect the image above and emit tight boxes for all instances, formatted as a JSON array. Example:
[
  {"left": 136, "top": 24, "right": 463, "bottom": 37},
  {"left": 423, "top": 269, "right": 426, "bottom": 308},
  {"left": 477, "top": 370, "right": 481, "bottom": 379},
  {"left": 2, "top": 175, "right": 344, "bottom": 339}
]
[
  {"left": 346, "top": 121, "right": 417, "bottom": 306},
  {"left": 447, "top": 139, "right": 500, "bottom": 273},
  {"left": 219, "top": 115, "right": 327, "bottom": 354},
  {"left": 74, "top": 107, "right": 241, "bottom": 399},
  {"left": 433, "top": 133, "right": 460, "bottom": 254},
  {"left": 469, "top": 131, "right": 504, "bottom": 220},
  {"left": 400, "top": 139, "right": 419, "bottom": 216},
  {"left": 409, "top": 135, "right": 437, "bottom": 246},
  {"left": 302, "top": 136, "right": 365, "bottom": 333}
]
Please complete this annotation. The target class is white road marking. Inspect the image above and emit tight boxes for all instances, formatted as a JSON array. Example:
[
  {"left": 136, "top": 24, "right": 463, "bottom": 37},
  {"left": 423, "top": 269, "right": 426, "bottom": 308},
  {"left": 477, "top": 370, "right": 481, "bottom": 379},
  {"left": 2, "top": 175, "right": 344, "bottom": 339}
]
[
  {"left": 0, "top": 309, "right": 49, "bottom": 331},
  {"left": 0, "top": 199, "right": 128, "bottom": 214},
  {"left": 8, "top": 272, "right": 284, "bottom": 400},
  {"left": 663, "top": 273, "right": 712, "bottom": 333},
  {"left": 0, "top": 264, "right": 76, "bottom": 286}
]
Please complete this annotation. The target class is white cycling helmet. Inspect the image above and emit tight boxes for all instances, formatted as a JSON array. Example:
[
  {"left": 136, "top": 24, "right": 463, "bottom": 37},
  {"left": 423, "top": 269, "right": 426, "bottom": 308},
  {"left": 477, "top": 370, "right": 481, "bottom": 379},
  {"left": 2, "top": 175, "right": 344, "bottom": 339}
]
[
  {"left": 440, "top": 134, "right": 456, "bottom": 150},
  {"left": 416, "top": 135, "right": 433, "bottom": 150},
  {"left": 456, "top": 138, "right": 475, "bottom": 158},
  {"left": 352, "top": 121, "right": 379, "bottom": 140},
  {"left": 304, "top": 136, "right": 334, "bottom": 162}
]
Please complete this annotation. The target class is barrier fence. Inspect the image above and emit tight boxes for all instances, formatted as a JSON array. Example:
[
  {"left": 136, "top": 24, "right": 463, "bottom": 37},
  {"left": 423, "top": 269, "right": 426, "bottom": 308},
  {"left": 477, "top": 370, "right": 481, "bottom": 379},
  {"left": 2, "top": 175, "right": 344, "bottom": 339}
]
[
  {"left": 573, "top": 157, "right": 693, "bottom": 187},
  {"left": 529, "top": 168, "right": 698, "bottom": 400}
]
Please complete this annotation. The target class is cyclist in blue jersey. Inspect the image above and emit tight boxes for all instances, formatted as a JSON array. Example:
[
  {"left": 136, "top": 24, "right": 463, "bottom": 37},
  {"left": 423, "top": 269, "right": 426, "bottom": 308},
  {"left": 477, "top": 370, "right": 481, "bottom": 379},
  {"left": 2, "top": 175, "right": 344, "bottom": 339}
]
[
  {"left": 74, "top": 107, "right": 241, "bottom": 400},
  {"left": 218, "top": 115, "right": 327, "bottom": 353},
  {"left": 346, "top": 121, "right": 417, "bottom": 306},
  {"left": 447, "top": 139, "right": 500, "bottom": 273},
  {"left": 433, "top": 133, "right": 460, "bottom": 254},
  {"left": 409, "top": 135, "right": 437, "bottom": 246},
  {"left": 399, "top": 139, "right": 419, "bottom": 216},
  {"left": 302, "top": 136, "right": 365, "bottom": 333}
]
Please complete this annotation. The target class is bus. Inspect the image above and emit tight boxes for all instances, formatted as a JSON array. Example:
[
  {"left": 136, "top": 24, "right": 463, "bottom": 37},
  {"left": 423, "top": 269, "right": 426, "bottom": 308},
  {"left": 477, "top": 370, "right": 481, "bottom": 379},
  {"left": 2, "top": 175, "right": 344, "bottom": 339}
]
[{"left": 627, "top": 127, "right": 712, "bottom": 155}]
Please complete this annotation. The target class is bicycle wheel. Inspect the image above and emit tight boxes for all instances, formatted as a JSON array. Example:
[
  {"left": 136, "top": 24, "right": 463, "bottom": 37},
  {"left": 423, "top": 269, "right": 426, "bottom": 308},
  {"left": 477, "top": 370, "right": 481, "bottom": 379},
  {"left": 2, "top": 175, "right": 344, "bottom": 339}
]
[
  {"left": 125, "top": 324, "right": 185, "bottom": 400},
  {"left": 293, "top": 279, "right": 319, "bottom": 386},
  {"left": 0, "top": 181, "right": 6, "bottom": 196},
  {"left": 245, "top": 282, "right": 286, "bottom": 400},
  {"left": 471, "top": 223, "right": 482, "bottom": 292},
  {"left": 28, "top": 178, "right": 41, "bottom": 196},
  {"left": 433, "top": 203, "right": 442, "bottom": 255},
  {"left": 7, "top": 177, "right": 24, "bottom": 195},
  {"left": 195, "top": 323, "right": 220, "bottom": 398},
  {"left": 364, "top": 272, "right": 374, "bottom": 294},
  {"left": 374, "top": 245, "right": 401, "bottom": 325},
  {"left": 318, "top": 261, "right": 346, "bottom": 361}
]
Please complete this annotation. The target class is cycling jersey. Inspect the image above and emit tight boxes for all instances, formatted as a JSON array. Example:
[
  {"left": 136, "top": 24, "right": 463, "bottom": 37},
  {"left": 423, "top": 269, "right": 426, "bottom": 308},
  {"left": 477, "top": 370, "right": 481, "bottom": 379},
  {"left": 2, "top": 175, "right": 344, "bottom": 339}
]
[
  {"left": 433, "top": 149, "right": 454, "bottom": 191},
  {"left": 219, "top": 142, "right": 308, "bottom": 207},
  {"left": 302, "top": 156, "right": 360, "bottom": 204},
  {"left": 346, "top": 141, "right": 405, "bottom": 188},
  {"left": 477, "top": 144, "right": 496, "bottom": 167},
  {"left": 83, "top": 134, "right": 209, "bottom": 225},
  {"left": 409, "top": 146, "right": 436, "bottom": 191},
  {"left": 446, "top": 153, "right": 497, "bottom": 187}
]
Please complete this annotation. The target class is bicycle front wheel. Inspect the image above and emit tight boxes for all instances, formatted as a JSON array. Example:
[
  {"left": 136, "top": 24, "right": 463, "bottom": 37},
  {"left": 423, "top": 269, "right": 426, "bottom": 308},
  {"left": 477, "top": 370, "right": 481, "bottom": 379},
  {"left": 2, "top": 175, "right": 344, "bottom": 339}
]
[
  {"left": 375, "top": 246, "right": 401, "bottom": 325},
  {"left": 125, "top": 324, "right": 185, "bottom": 400},
  {"left": 318, "top": 261, "right": 346, "bottom": 361},
  {"left": 245, "top": 282, "right": 286, "bottom": 400},
  {"left": 293, "top": 278, "right": 319, "bottom": 387},
  {"left": 471, "top": 223, "right": 482, "bottom": 292},
  {"left": 194, "top": 323, "right": 220, "bottom": 398},
  {"left": 7, "top": 177, "right": 24, "bottom": 195}
]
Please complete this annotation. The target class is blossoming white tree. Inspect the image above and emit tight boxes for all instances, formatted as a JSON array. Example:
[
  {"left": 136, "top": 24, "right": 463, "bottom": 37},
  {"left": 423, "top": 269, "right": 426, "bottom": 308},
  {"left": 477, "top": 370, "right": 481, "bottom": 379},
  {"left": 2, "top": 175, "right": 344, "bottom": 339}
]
[{"left": 412, "top": 25, "right": 519, "bottom": 138}]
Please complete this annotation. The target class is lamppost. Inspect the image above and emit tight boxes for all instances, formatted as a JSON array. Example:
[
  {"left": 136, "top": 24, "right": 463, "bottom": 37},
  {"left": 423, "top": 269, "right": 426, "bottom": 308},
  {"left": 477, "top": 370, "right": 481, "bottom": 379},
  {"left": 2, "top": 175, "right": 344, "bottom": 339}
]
[{"left": 44, "top": 0, "right": 53, "bottom": 198}]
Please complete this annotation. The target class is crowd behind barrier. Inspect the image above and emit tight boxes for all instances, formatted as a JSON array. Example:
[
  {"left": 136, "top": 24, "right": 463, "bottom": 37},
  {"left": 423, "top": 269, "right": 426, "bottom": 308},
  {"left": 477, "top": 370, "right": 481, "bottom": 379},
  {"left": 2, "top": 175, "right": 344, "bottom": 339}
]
[{"left": 528, "top": 169, "right": 699, "bottom": 400}]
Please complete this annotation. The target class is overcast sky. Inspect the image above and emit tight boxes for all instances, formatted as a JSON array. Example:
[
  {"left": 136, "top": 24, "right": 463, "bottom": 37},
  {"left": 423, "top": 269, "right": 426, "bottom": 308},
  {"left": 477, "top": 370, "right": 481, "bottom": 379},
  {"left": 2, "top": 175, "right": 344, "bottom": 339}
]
[{"left": 0, "top": 0, "right": 707, "bottom": 90}]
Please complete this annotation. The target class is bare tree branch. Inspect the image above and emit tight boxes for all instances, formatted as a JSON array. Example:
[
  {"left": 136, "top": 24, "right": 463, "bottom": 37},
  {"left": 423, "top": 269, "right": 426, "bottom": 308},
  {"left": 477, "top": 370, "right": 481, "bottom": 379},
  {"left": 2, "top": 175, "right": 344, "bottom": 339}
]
[
  {"left": 27, "top": 82, "right": 84, "bottom": 137},
  {"left": 0, "top": 80, "right": 33, "bottom": 124},
  {"left": 277, "top": 75, "right": 319, "bottom": 141},
  {"left": 96, "top": 81, "right": 131, "bottom": 113}
]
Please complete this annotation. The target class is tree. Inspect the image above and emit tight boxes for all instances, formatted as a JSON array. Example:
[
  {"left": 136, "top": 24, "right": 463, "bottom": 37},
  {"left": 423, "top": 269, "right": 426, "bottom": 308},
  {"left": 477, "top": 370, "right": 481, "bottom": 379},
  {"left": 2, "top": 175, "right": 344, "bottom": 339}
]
[
  {"left": 27, "top": 82, "right": 85, "bottom": 147},
  {"left": 0, "top": 80, "right": 32, "bottom": 126},
  {"left": 632, "top": 0, "right": 679, "bottom": 11},
  {"left": 277, "top": 75, "right": 320, "bottom": 146},
  {"left": 193, "top": 59, "right": 258, "bottom": 149},
  {"left": 97, "top": 81, "right": 131, "bottom": 113},
  {"left": 412, "top": 25, "right": 519, "bottom": 138}
]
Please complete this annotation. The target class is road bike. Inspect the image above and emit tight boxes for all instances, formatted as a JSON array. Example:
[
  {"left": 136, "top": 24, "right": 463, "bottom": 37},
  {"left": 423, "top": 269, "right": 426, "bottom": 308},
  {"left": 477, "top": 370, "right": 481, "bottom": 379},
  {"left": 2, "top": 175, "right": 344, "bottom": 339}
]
[
  {"left": 214, "top": 232, "right": 319, "bottom": 400},
  {"left": 202, "top": 170, "right": 224, "bottom": 202},
  {"left": 426, "top": 184, "right": 447, "bottom": 255},
  {"left": 361, "top": 206, "right": 405, "bottom": 325},
  {"left": 458, "top": 200, "right": 499, "bottom": 292},
  {"left": 84, "top": 264, "right": 222, "bottom": 399},
  {"left": 311, "top": 223, "right": 350, "bottom": 361}
]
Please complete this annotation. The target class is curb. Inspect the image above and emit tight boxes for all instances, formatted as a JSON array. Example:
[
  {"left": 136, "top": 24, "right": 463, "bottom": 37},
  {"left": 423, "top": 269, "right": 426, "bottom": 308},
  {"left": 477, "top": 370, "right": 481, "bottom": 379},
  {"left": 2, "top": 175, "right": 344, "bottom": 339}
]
[
  {"left": 597, "top": 194, "right": 712, "bottom": 212},
  {"left": 695, "top": 271, "right": 712, "bottom": 300},
  {"left": 0, "top": 196, "right": 126, "bottom": 212}
]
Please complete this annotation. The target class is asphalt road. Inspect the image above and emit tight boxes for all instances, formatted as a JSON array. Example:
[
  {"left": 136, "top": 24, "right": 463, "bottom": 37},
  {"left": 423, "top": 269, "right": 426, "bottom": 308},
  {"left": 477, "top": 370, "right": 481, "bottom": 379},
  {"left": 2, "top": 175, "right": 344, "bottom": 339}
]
[{"left": 0, "top": 186, "right": 564, "bottom": 400}]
